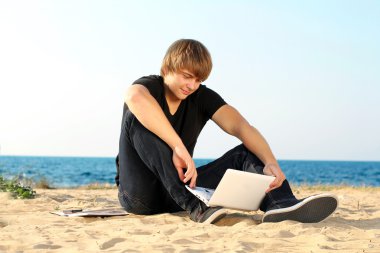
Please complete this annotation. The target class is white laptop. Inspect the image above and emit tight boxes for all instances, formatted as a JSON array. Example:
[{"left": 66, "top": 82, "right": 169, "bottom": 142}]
[{"left": 185, "top": 169, "right": 275, "bottom": 211}]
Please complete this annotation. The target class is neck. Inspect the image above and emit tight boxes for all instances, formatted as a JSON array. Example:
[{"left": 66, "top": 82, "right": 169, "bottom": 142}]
[{"left": 163, "top": 83, "right": 181, "bottom": 114}]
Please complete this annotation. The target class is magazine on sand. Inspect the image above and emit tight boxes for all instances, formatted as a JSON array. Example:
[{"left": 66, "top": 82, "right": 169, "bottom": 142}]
[{"left": 51, "top": 208, "right": 129, "bottom": 217}]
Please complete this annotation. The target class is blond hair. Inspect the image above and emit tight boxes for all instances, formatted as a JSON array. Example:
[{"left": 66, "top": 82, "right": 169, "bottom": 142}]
[{"left": 160, "top": 39, "right": 212, "bottom": 82}]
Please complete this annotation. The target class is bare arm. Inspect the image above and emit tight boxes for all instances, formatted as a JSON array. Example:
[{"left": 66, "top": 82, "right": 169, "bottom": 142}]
[
  {"left": 126, "top": 84, "right": 181, "bottom": 148},
  {"left": 212, "top": 105, "right": 285, "bottom": 191},
  {"left": 125, "top": 84, "right": 197, "bottom": 187}
]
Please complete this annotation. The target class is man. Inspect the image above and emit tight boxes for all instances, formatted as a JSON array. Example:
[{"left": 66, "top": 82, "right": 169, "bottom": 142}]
[{"left": 115, "top": 39, "right": 338, "bottom": 224}]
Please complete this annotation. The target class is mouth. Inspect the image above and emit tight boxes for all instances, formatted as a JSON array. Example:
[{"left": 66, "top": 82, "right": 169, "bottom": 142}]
[{"left": 180, "top": 89, "right": 191, "bottom": 96}]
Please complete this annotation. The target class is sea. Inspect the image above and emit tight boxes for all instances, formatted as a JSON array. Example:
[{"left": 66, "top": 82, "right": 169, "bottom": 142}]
[{"left": 1, "top": 156, "right": 379, "bottom": 188}]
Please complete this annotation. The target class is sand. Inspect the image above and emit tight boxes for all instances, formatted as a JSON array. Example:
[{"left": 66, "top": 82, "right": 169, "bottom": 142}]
[{"left": 1, "top": 186, "right": 379, "bottom": 253}]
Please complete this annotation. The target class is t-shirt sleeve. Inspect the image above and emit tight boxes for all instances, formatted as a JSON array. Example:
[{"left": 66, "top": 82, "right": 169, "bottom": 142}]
[
  {"left": 132, "top": 75, "right": 163, "bottom": 101},
  {"left": 197, "top": 86, "right": 227, "bottom": 119}
]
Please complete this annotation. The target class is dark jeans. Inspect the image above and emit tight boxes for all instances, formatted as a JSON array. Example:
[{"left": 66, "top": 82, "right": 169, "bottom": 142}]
[{"left": 117, "top": 111, "right": 297, "bottom": 215}]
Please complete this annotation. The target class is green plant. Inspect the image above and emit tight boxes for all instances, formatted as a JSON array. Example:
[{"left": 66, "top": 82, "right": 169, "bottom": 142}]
[{"left": 0, "top": 175, "right": 36, "bottom": 199}]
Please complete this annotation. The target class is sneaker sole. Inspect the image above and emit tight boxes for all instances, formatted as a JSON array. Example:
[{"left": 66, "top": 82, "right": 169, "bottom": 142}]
[
  {"left": 262, "top": 193, "right": 338, "bottom": 223},
  {"left": 203, "top": 209, "right": 228, "bottom": 224}
]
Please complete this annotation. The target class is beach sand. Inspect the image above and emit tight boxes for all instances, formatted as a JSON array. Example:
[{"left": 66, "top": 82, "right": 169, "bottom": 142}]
[{"left": 1, "top": 186, "right": 379, "bottom": 253}]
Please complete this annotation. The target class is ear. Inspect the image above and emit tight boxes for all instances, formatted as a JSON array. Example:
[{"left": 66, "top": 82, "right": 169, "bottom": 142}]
[{"left": 162, "top": 67, "right": 168, "bottom": 76}]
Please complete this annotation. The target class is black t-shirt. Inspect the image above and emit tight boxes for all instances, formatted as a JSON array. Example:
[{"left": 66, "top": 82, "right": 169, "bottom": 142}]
[
  {"left": 129, "top": 75, "right": 227, "bottom": 156},
  {"left": 115, "top": 75, "right": 226, "bottom": 185}
]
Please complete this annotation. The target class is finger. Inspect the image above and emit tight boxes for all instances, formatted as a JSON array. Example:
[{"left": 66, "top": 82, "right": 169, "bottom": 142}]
[
  {"left": 174, "top": 164, "right": 185, "bottom": 181},
  {"left": 273, "top": 174, "right": 285, "bottom": 186},
  {"left": 177, "top": 168, "right": 185, "bottom": 182},
  {"left": 184, "top": 160, "right": 195, "bottom": 177},
  {"left": 270, "top": 178, "right": 279, "bottom": 188},
  {"left": 266, "top": 184, "right": 275, "bottom": 193},
  {"left": 189, "top": 168, "right": 197, "bottom": 186},
  {"left": 268, "top": 176, "right": 286, "bottom": 192},
  {"left": 183, "top": 169, "right": 194, "bottom": 183},
  {"left": 266, "top": 184, "right": 279, "bottom": 193},
  {"left": 266, "top": 177, "right": 280, "bottom": 193},
  {"left": 189, "top": 173, "right": 197, "bottom": 188},
  {"left": 184, "top": 161, "right": 195, "bottom": 182}
]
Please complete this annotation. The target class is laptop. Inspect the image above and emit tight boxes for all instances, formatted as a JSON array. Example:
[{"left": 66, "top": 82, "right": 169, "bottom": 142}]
[{"left": 185, "top": 169, "right": 275, "bottom": 211}]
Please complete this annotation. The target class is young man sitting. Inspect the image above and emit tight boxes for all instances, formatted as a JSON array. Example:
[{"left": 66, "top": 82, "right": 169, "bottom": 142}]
[{"left": 115, "top": 39, "right": 338, "bottom": 224}]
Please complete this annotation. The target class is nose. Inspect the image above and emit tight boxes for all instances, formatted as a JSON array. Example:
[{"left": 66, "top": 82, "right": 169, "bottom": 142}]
[{"left": 186, "top": 79, "right": 196, "bottom": 90}]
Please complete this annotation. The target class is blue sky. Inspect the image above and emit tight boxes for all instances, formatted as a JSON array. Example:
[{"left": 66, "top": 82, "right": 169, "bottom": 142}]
[{"left": 0, "top": 0, "right": 379, "bottom": 160}]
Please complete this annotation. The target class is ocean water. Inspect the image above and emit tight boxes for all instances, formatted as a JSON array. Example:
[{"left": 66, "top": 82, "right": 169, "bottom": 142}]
[{"left": 0, "top": 156, "right": 379, "bottom": 188}]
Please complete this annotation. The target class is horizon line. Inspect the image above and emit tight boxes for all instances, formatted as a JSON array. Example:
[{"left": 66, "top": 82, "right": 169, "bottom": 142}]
[{"left": 1, "top": 154, "right": 379, "bottom": 163}]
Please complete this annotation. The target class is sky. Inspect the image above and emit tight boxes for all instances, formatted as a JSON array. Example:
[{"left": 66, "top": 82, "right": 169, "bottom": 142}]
[{"left": 0, "top": 0, "right": 379, "bottom": 161}]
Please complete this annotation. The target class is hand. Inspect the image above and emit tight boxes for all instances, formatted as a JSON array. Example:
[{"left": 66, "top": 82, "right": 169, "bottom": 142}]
[
  {"left": 263, "top": 163, "right": 286, "bottom": 193},
  {"left": 172, "top": 146, "right": 197, "bottom": 188}
]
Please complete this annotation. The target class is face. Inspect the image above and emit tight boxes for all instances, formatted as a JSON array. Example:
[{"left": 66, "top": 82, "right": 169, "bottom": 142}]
[{"left": 163, "top": 69, "right": 202, "bottom": 101}]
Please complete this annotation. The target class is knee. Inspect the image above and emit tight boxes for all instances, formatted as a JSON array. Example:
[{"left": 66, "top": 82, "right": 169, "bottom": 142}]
[
  {"left": 227, "top": 144, "right": 249, "bottom": 155},
  {"left": 236, "top": 144, "right": 250, "bottom": 153},
  {"left": 127, "top": 118, "right": 172, "bottom": 163},
  {"left": 231, "top": 144, "right": 259, "bottom": 161},
  {"left": 234, "top": 144, "right": 265, "bottom": 168},
  {"left": 129, "top": 117, "right": 170, "bottom": 149}
]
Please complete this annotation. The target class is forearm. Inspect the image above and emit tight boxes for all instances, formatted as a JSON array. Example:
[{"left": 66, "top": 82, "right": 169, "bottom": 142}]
[
  {"left": 237, "top": 124, "right": 279, "bottom": 166},
  {"left": 212, "top": 105, "right": 284, "bottom": 187},
  {"left": 125, "top": 85, "right": 184, "bottom": 150},
  {"left": 212, "top": 105, "right": 278, "bottom": 165}
]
